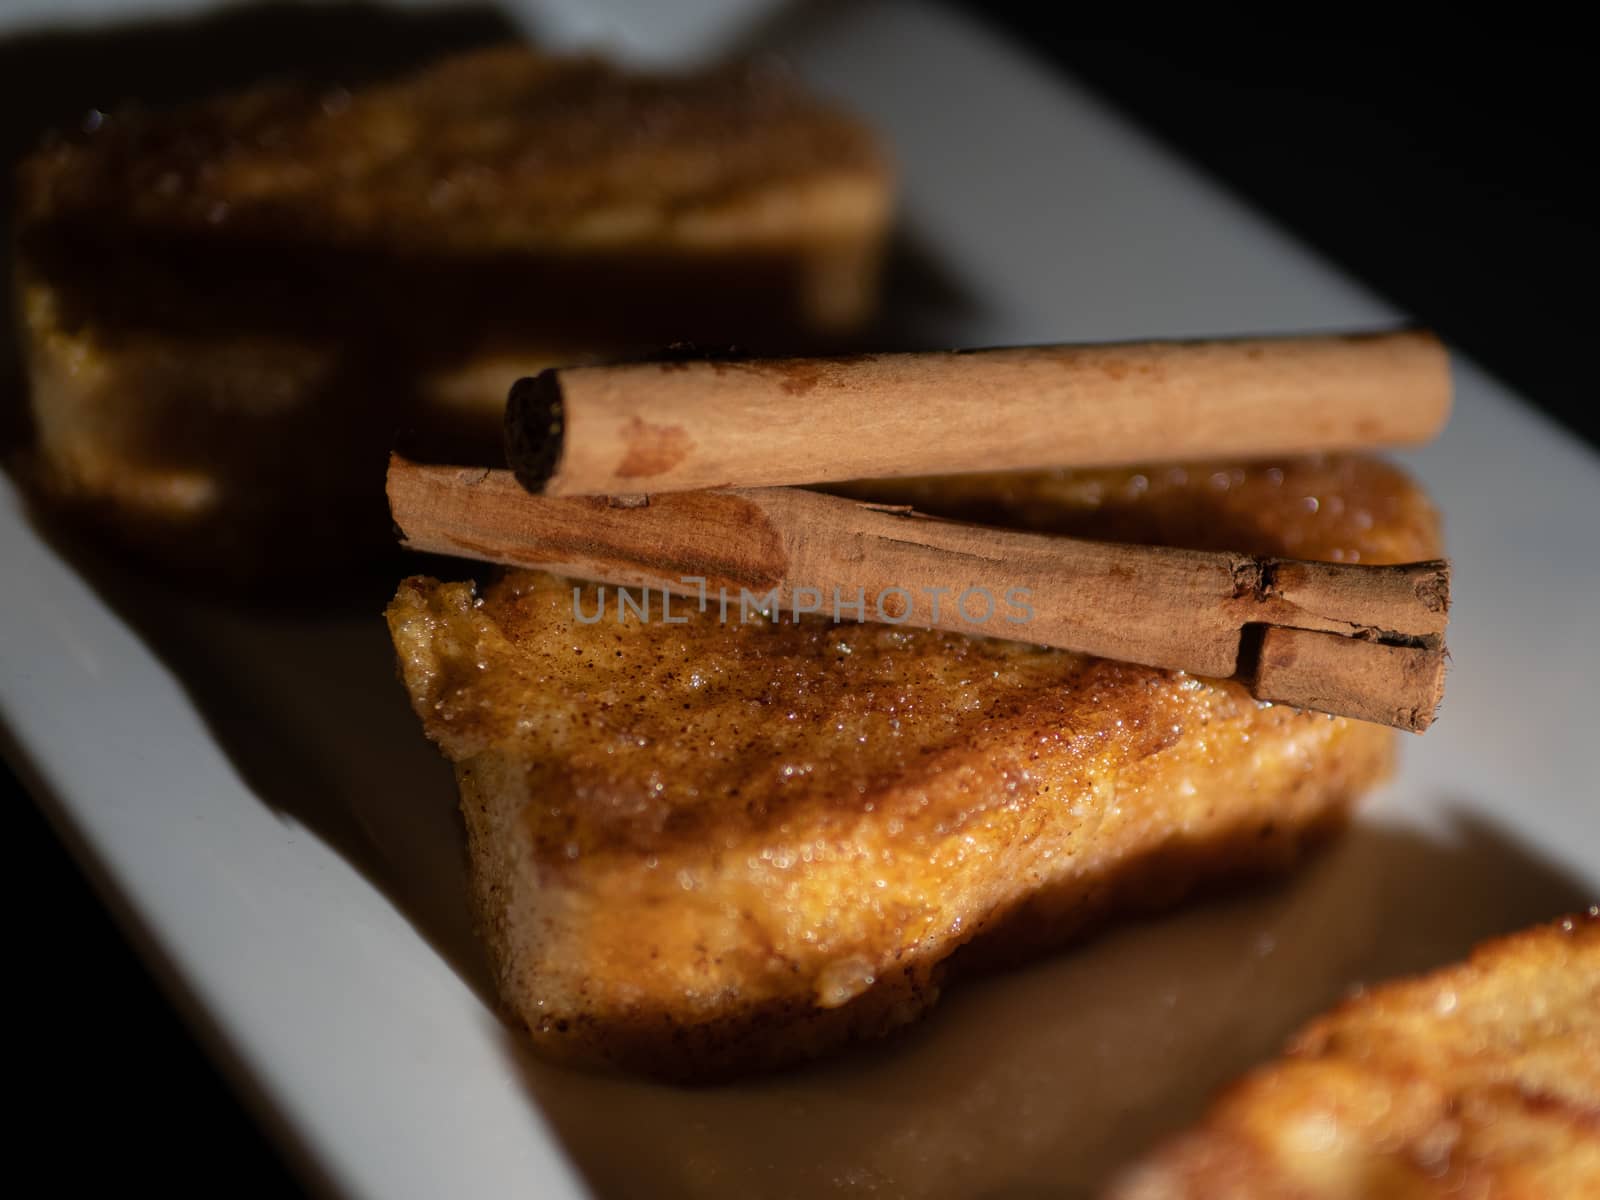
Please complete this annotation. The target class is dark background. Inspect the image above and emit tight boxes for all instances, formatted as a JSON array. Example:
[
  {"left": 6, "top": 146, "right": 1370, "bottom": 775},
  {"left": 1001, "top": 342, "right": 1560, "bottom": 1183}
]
[{"left": 6, "top": 6, "right": 1595, "bottom": 1194}]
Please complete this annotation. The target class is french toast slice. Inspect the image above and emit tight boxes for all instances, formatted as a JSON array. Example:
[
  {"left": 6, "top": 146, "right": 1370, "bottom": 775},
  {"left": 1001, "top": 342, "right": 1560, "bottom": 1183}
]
[
  {"left": 1110, "top": 912, "right": 1600, "bottom": 1199},
  {"left": 13, "top": 47, "right": 892, "bottom": 575},
  {"left": 386, "top": 455, "right": 1441, "bottom": 1079}
]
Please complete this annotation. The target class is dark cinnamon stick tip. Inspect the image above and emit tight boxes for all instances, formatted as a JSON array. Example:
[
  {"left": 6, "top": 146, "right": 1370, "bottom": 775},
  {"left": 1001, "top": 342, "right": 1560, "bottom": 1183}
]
[{"left": 504, "top": 371, "right": 566, "bottom": 494}]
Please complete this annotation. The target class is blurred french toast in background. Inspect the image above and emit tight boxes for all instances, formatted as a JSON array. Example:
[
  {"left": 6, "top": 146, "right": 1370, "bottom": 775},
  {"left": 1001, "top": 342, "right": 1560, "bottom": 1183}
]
[{"left": 11, "top": 43, "right": 892, "bottom": 577}]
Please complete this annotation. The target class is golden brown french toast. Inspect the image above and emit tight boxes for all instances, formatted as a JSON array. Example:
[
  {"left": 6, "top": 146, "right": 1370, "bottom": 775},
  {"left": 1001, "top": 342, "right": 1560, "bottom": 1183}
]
[
  {"left": 1110, "top": 912, "right": 1600, "bottom": 1199},
  {"left": 13, "top": 47, "right": 892, "bottom": 576},
  {"left": 386, "top": 455, "right": 1441, "bottom": 1079}
]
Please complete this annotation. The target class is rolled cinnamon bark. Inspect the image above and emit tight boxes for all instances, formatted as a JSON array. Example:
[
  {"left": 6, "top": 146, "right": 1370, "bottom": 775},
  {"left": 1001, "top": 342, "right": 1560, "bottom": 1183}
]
[
  {"left": 389, "top": 457, "right": 1450, "bottom": 730},
  {"left": 505, "top": 330, "right": 1451, "bottom": 496}
]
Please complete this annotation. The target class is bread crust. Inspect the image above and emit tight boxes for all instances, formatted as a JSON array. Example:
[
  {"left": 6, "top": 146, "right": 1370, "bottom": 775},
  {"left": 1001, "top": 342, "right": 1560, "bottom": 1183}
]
[{"left": 16, "top": 48, "right": 889, "bottom": 259}]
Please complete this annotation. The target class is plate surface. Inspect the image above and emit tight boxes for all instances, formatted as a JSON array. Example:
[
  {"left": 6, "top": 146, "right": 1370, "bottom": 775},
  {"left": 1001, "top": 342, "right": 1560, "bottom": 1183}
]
[{"left": 2, "top": 3, "right": 1597, "bottom": 1198}]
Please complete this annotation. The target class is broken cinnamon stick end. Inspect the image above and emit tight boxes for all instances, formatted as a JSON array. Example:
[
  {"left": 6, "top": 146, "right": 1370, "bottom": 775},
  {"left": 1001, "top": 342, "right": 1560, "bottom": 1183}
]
[
  {"left": 504, "top": 371, "right": 566, "bottom": 495},
  {"left": 1249, "top": 625, "right": 1446, "bottom": 732}
]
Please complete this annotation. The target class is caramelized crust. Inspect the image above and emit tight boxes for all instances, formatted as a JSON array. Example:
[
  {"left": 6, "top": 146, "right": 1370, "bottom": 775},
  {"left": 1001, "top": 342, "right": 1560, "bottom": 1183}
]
[
  {"left": 17, "top": 48, "right": 888, "bottom": 256},
  {"left": 1110, "top": 913, "right": 1600, "bottom": 1199},
  {"left": 386, "top": 456, "right": 1441, "bottom": 1077}
]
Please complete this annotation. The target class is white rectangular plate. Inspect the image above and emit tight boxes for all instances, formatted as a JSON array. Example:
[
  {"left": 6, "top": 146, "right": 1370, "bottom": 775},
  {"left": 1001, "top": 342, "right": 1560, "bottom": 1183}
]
[{"left": 3, "top": 3, "right": 1597, "bottom": 1197}]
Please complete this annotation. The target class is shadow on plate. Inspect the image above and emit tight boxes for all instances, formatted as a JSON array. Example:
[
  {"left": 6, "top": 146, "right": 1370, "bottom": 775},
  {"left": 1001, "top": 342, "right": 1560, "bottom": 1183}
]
[
  {"left": 511, "top": 808, "right": 1592, "bottom": 1200},
  {"left": 16, "top": 505, "right": 498, "bottom": 997}
]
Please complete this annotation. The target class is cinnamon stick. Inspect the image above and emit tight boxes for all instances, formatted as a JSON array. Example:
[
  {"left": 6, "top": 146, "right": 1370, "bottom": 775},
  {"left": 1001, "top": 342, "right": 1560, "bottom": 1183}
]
[
  {"left": 505, "top": 331, "right": 1451, "bottom": 497},
  {"left": 388, "top": 457, "right": 1449, "bottom": 731}
]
